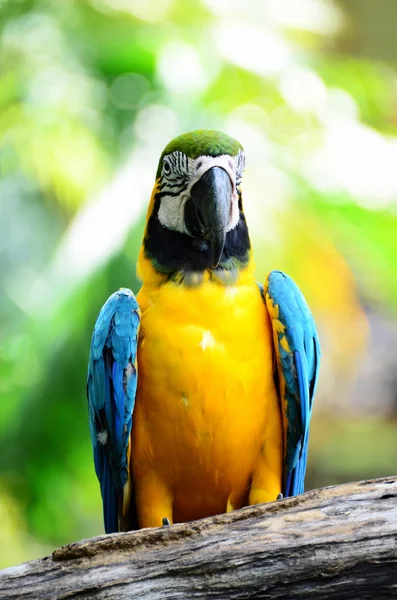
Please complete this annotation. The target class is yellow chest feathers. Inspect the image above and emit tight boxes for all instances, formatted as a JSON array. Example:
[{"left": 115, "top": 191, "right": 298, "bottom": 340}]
[
  {"left": 132, "top": 268, "right": 280, "bottom": 522},
  {"left": 137, "top": 273, "right": 272, "bottom": 365},
  {"left": 135, "top": 268, "right": 276, "bottom": 425}
]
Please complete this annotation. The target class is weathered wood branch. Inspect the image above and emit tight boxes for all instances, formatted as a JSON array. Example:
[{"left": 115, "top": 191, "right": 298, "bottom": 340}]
[{"left": 1, "top": 476, "right": 397, "bottom": 599}]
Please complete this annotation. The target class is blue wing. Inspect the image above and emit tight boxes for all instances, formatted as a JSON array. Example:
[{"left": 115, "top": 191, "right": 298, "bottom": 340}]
[
  {"left": 263, "top": 271, "right": 320, "bottom": 497},
  {"left": 87, "top": 288, "right": 140, "bottom": 533}
]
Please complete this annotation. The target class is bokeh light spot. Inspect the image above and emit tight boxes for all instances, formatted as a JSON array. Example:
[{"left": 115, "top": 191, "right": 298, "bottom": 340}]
[
  {"left": 110, "top": 73, "right": 150, "bottom": 110},
  {"left": 157, "top": 42, "right": 209, "bottom": 95}
]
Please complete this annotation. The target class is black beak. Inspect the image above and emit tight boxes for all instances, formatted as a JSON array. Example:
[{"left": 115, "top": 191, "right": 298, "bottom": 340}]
[{"left": 184, "top": 167, "right": 232, "bottom": 268}]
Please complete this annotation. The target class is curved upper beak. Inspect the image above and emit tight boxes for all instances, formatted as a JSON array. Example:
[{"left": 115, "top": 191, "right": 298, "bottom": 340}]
[{"left": 184, "top": 166, "right": 232, "bottom": 268}]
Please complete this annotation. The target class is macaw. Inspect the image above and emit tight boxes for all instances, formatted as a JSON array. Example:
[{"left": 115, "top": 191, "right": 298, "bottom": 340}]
[{"left": 87, "top": 130, "right": 321, "bottom": 533}]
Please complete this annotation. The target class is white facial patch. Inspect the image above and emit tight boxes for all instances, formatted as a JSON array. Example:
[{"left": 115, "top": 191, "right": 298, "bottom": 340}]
[
  {"left": 158, "top": 193, "right": 186, "bottom": 233},
  {"left": 158, "top": 150, "right": 245, "bottom": 235}
]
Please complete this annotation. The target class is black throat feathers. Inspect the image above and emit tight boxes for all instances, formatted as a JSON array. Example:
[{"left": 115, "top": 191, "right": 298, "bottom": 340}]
[{"left": 143, "top": 192, "right": 251, "bottom": 283}]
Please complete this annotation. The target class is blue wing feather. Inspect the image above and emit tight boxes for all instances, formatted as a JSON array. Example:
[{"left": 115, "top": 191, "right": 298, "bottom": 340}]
[
  {"left": 87, "top": 288, "right": 140, "bottom": 533},
  {"left": 263, "top": 270, "right": 320, "bottom": 497}
]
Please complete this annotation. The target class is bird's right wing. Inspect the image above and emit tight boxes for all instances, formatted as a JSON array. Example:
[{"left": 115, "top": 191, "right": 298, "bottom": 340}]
[{"left": 87, "top": 288, "right": 140, "bottom": 533}]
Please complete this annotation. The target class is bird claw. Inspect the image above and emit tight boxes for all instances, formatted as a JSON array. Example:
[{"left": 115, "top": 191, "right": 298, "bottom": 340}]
[
  {"left": 162, "top": 517, "right": 171, "bottom": 527},
  {"left": 276, "top": 493, "right": 284, "bottom": 501}
]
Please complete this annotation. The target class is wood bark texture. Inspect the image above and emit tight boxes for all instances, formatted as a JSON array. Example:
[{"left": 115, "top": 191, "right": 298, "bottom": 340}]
[{"left": 1, "top": 476, "right": 397, "bottom": 599}]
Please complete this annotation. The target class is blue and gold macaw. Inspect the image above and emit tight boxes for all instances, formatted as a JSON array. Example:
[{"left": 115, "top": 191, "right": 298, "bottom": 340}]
[{"left": 87, "top": 130, "right": 321, "bottom": 533}]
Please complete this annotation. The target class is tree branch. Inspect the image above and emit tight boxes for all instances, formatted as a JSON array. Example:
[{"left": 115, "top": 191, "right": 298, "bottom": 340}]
[{"left": 1, "top": 476, "right": 397, "bottom": 599}]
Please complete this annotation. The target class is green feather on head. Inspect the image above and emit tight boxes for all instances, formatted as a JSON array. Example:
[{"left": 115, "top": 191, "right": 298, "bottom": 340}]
[{"left": 156, "top": 130, "right": 243, "bottom": 178}]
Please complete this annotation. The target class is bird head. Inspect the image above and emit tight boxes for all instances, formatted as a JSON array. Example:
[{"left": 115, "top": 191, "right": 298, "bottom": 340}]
[{"left": 140, "top": 130, "right": 250, "bottom": 285}]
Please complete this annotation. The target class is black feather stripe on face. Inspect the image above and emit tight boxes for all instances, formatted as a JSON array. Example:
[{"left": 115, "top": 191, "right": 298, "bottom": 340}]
[{"left": 144, "top": 191, "right": 250, "bottom": 279}]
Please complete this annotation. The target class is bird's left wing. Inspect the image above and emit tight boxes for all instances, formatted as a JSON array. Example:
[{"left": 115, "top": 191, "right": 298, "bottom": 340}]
[
  {"left": 87, "top": 288, "right": 140, "bottom": 533},
  {"left": 263, "top": 271, "right": 320, "bottom": 498}
]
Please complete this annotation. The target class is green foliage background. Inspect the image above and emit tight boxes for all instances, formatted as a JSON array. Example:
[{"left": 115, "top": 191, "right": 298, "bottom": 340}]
[{"left": 1, "top": 0, "right": 397, "bottom": 567}]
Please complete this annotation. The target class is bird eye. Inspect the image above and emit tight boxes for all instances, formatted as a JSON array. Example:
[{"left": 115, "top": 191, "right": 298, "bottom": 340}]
[{"left": 163, "top": 158, "right": 171, "bottom": 175}]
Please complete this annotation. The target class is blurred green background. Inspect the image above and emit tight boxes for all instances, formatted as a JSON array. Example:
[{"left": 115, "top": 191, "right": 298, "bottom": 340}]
[{"left": 1, "top": 0, "right": 397, "bottom": 568}]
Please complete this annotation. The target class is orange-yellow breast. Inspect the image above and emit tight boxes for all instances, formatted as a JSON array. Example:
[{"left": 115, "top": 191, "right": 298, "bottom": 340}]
[{"left": 131, "top": 262, "right": 280, "bottom": 525}]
